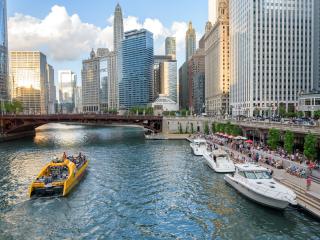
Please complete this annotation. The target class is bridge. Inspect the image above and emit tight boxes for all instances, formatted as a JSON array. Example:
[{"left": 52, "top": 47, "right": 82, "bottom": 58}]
[{"left": 0, "top": 114, "right": 163, "bottom": 135}]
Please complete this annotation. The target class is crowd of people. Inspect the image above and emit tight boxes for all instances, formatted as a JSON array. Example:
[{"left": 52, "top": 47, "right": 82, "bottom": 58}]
[{"left": 192, "top": 132, "right": 320, "bottom": 179}]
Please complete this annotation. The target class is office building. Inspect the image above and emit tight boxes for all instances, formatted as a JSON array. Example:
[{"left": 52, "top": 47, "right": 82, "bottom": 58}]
[
  {"left": 160, "top": 60, "right": 178, "bottom": 103},
  {"left": 47, "top": 64, "right": 56, "bottom": 114},
  {"left": 230, "top": 0, "right": 315, "bottom": 117},
  {"left": 315, "top": 0, "right": 320, "bottom": 90},
  {"left": 0, "top": 0, "right": 8, "bottom": 100},
  {"left": 113, "top": 3, "right": 124, "bottom": 110},
  {"left": 179, "top": 62, "right": 189, "bottom": 110},
  {"left": 165, "top": 37, "right": 176, "bottom": 60},
  {"left": 208, "top": 0, "right": 218, "bottom": 25},
  {"left": 186, "top": 22, "right": 196, "bottom": 61},
  {"left": 74, "top": 86, "right": 82, "bottom": 113},
  {"left": 58, "top": 70, "right": 76, "bottom": 113},
  {"left": 9, "top": 51, "right": 50, "bottom": 114},
  {"left": 188, "top": 44, "right": 205, "bottom": 113},
  {"left": 120, "top": 29, "right": 154, "bottom": 109},
  {"left": 82, "top": 49, "right": 100, "bottom": 112},
  {"left": 153, "top": 55, "right": 173, "bottom": 101},
  {"left": 205, "top": 0, "right": 230, "bottom": 116}
]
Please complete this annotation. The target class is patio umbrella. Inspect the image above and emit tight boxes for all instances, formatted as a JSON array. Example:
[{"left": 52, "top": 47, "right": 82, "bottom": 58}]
[{"left": 245, "top": 140, "right": 253, "bottom": 144}]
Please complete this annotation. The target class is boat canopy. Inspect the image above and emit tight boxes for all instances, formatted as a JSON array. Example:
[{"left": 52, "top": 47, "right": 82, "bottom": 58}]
[{"left": 235, "top": 164, "right": 268, "bottom": 172}]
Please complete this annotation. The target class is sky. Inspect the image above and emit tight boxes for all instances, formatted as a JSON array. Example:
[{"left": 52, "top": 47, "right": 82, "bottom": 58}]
[{"left": 7, "top": 0, "right": 208, "bottom": 86}]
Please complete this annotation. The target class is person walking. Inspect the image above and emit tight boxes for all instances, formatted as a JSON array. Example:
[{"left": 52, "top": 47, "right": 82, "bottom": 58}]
[{"left": 306, "top": 175, "right": 312, "bottom": 191}]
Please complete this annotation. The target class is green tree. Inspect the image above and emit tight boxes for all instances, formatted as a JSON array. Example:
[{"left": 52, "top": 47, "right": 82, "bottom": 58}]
[
  {"left": 231, "top": 125, "right": 242, "bottom": 136},
  {"left": 180, "top": 109, "right": 187, "bottom": 117},
  {"left": 304, "top": 133, "right": 317, "bottom": 161},
  {"left": 211, "top": 122, "right": 216, "bottom": 134},
  {"left": 204, "top": 121, "right": 209, "bottom": 135},
  {"left": 284, "top": 131, "right": 294, "bottom": 154},
  {"left": 314, "top": 110, "right": 320, "bottom": 120},
  {"left": 278, "top": 103, "right": 286, "bottom": 118},
  {"left": 267, "top": 128, "right": 280, "bottom": 150},
  {"left": 297, "top": 111, "right": 304, "bottom": 118}
]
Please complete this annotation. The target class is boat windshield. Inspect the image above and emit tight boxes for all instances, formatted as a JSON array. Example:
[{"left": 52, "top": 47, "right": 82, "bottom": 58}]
[
  {"left": 216, "top": 155, "right": 228, "bottom": 161},
  {"left": 242, "top": 171, "right": 271, "bottom": 179}
]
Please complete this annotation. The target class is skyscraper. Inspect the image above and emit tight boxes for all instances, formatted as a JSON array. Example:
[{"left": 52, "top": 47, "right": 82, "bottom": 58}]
[
  {"left": 0, "top": 0, "right": 8, "bottom": 100},
  {"left": 205, "top": 0, "right": 230, "bottom": 116},
  {"left": 120, "top": 29, "right": 154, "bottom": 109},
  {"left": 165, "top": 37, "right": 176, "bottom": 60},
  {"left": 315, "top": 0, "right": 320, "bottom": 90},
  {"left": 58, "top": 70, "right": 76, "bottom": 113},
  {"left": 208, "top": 0, "right": 218, "bottom": 25},
  {"left": 9, "top": 51, "right": 50, "bottom": 114},
  {"left": 153, "top": 55, "right": 173, "bottom": 101},
  {"left": 185, "top": 22, "right": 196, "bottom": 61},
  {"left": 47, "top": 64, "right": 56, "bottom": 114},
  {"left": 229, "top": 0, "right": 315, "bottom": 117},
  {"left": 82, "top": 49, "right": 100, "bottom": 112},
  {"left": 113, "top": 3, "right": 124, "bottom": 110},
  {"left": 114, "top": 4, "right": 124, "bottom": 53},
  {"left": 160, "top": 60, "right": 178, "bottom": 103}
]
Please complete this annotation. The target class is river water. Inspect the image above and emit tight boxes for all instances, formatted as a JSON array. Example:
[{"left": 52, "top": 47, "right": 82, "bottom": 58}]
[{"left": 0, "top": 124, "right": 319, "bottom": 240}]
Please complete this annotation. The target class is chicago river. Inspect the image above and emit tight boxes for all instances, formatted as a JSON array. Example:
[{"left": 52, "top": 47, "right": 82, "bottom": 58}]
[{"left": 0, "top": 124, "right": 319, "bottom": 239}]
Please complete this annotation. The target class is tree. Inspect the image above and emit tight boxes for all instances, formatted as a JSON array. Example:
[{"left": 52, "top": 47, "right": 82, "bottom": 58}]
[
  {"left": 278, "top": 103, "right": 286, "bottom": 118},
  {"left": 267, "top": 128, "right": 280, "bottom": 150},
  {"left": 211, "top": 122, "right": 216, "bottom": 134},
  {"left": 314, "top": 110, "right": 320, "bottom": 120},
  {"left": 231, "top": 125, "right": 242, "bottom": 136},
  {"left": 297, "top": 111, "right": 304, "bottom": 118},
  {"left": 304, "top": 133, "right": 317, "bottom": 161},
  {"left": 204, "top": 121, "right": 209, "bottom": 135},
  {"left": 284, "top": 131, "right": 294, "bottom": 154}
]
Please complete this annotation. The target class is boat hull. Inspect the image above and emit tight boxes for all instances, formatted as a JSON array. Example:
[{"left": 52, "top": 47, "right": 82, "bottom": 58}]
[
  {"left": 224, "top": 175, "right": 289, "bottom": 209},
  {"left": 63, "top": 160, "right": 89, "bottom": 196},
  {"left": 190, "top": 143, "right": 206, "bottom": 156},
  {"left": 203, "top": 153, "right": 235, "bottom": 173}
]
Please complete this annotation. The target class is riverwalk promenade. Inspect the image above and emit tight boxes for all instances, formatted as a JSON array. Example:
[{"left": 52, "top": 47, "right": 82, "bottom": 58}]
[{"left": 183, "top": 135, "right": 320, "bottom": 219}]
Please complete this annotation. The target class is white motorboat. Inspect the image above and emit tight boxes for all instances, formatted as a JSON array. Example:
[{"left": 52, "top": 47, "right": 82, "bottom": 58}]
[
  {"left": 190, "top": 138, "right": 207, "bottom": 156},
  {"left": 203, "top": 149, "right": 235, "bottom": 173},
  {"left": 224, "top": 164, "right": 297, "bottom": 209}
]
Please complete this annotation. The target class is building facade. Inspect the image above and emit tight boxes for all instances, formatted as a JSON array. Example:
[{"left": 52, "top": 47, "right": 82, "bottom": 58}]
[
  {"left": 179, "top": 62, "right": 189, "bottom": 110},
  {"left": 120, "top": 29, "right": 154, "bottom": 109},
  {"left": 0, "top": 0, "right": 7, "bottom": 101},
  {"left": 165, "top": 37, "right": 176, "bottom": 60},
  {"left": 188, "top": 46, "right": 205, "bottom": 113},
  {"left": 315, "top": 0, "right": 320, "bottom": 90},
  {"left": 113, "top": 3, "right": 124, "bottom": 110},
  {"left": 82, "top": 50, "right": 100, "bottom": 112},
  {"left": 58, "top": 70, "right": 76, "bottom": 113},
  {"left": 9, "top": 51, "right": 50, "bottom": 114},
  {"left": 153, "top": 55, "right": 173, "bottom": 101},
  {"left": 193, "top": 72, "right": 205, "bottom": 115},
  {"left": 208, "top": 0, "right": 218, "bottom": 25},
  {"left": 205, "top": 0, "right": 230, "bottom": 116},
  {"left": 74, "top": 86, "right": 82, "bottom": 113},
  {"left": 185, "top": 22, "right": 196, "bottom": 61},
  {"left": 230, "top": 0, "right": 315, "bottom": 117},
  {"left": 160, "top": 60, "right": 178, "bottom": 103},
  {"left": 47, "top": 64, "right": 56, "bottom": 114}
]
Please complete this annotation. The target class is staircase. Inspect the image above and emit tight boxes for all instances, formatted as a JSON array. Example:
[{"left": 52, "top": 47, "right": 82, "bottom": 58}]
[{"left": 279, "top": 178, "right": 320, "bottom": 218}]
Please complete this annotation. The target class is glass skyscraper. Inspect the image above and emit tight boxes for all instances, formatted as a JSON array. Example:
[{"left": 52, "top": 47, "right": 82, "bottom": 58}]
[
  {"left": 0, "top": 0, "right": 8, "bottom": 100},
  {"left": 120, "top": 29, "right": 154, "bottom": 109}
]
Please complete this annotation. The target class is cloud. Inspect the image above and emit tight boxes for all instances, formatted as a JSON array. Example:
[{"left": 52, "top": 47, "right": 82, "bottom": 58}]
[{"left": 8, "top": 5, "right": 192, "bottom": 63}]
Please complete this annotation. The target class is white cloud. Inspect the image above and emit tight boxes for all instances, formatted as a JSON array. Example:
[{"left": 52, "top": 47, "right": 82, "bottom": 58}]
[{"left": 8, "top": 5, "right": 191, "bottom": 64}]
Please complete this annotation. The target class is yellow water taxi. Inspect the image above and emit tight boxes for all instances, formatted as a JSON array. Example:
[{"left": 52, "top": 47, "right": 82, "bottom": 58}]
[{"left": 29, "top": 153, "right": 89, "bottom": 198}]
